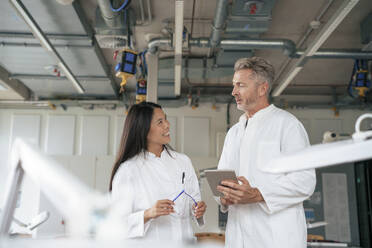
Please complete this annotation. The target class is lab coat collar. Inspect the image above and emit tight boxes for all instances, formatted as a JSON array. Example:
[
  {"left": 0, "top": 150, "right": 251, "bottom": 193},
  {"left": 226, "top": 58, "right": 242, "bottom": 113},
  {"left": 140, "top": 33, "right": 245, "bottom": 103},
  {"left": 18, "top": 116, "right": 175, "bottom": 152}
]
[
  {"left": 239, "top": 104, "right": 275, "bottom": 124},
  {"left": 145, "top": 148, "right": 168, "bottom": 159}
]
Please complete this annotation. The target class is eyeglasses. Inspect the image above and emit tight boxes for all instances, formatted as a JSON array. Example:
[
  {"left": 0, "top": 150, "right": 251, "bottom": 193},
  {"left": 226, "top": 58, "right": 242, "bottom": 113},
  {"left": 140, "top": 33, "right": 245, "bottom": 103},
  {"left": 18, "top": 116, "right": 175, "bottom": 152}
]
[
  {"left": 171, "top": 189, "right": 198, "bottom": 218},
  {"left": 172, "top": 189, "right": 198, "bottom": 206}
]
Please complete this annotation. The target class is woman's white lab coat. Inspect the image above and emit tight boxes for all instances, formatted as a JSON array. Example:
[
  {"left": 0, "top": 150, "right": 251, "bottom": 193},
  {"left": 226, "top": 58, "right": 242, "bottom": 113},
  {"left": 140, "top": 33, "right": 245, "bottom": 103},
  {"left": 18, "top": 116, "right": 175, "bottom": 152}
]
[
  {"left": 111, "top": 149, "right": 202, "bottom": 242},
  {"left": 218, "top": 104, "right": 316, "bottom": 248}
]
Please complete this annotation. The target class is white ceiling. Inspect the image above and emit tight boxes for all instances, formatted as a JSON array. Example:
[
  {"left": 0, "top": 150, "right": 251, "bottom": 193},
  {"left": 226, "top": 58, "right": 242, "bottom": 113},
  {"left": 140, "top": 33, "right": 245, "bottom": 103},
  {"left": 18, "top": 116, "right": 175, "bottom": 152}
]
[{"left": 0, "top": 0, "right": 371, "bottom": 107}]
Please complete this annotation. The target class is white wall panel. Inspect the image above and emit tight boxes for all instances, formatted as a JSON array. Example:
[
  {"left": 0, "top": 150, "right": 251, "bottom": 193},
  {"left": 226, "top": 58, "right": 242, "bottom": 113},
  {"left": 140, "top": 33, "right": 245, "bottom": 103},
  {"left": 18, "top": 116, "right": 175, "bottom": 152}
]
[
  {"left": 95, "top": 156, "right": 115, "bottom": 193},
  {"left": 167, "top": 116, "right": 177, "bottom": 149},
  {"left": 46, "top": 115, "right": 75, "bottom": 155},
  {"left": 10, "top": 114, "right": 41, "bottom": 149},
  {"left": 67, "top": 156, "right": 96, "bottom": 188},
  {"left": 183, "top": 117, "right": 210, "bottom": 156},
  {"left": 80, "top": 116, "right": 109, "bottom": 155},
  {"left": 115, "top": 115, "right": 126, "bottom": 155},
  {"left": 216, "top": 132, "right": 226, "bottom": 159}
]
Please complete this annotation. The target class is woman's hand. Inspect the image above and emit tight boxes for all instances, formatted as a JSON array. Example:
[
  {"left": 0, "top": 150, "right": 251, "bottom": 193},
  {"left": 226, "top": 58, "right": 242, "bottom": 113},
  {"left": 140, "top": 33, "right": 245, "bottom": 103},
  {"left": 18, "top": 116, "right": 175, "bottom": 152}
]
[
  {"left": 193, "top": 201, "right": 207, "bottom": 219},
  {"left": 144, "top": 199, "right": 174, "bottom": 223}
]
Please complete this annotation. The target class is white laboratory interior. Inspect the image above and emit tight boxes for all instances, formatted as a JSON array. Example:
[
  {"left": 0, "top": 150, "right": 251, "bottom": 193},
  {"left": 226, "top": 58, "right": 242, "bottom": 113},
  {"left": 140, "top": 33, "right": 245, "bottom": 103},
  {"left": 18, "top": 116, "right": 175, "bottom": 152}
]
[{"left": 0, "top": 0, "right": 372, "bottom": 248}]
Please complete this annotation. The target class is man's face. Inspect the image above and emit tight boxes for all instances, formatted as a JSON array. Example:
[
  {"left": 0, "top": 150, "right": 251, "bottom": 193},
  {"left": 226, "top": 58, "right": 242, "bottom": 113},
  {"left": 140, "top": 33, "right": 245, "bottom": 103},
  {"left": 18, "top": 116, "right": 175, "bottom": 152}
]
[{"left": 232, "top": 69, "right": 264, "bottom": 112}]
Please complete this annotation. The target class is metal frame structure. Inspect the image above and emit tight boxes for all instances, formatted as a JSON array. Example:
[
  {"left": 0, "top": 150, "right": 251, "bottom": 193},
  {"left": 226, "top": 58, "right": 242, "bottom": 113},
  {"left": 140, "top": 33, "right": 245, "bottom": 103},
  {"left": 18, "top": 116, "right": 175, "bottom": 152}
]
[{"left": 9, "top": 0, "right": 86, "bottom": 94}]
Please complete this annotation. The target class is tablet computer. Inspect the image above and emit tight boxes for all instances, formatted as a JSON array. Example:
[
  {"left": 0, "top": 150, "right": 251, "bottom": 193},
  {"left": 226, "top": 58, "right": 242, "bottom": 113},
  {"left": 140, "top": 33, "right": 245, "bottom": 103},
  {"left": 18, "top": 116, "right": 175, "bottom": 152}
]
[{"left": 204, "top": 170, "right": 238, "bottom": 197}]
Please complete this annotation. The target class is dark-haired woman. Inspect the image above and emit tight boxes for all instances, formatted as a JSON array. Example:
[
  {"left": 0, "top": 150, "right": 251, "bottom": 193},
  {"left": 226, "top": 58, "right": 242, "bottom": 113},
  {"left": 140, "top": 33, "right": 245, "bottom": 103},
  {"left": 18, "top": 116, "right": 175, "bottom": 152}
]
[{"left": 110, "top": 102, "right": 206, "bottom": 242}]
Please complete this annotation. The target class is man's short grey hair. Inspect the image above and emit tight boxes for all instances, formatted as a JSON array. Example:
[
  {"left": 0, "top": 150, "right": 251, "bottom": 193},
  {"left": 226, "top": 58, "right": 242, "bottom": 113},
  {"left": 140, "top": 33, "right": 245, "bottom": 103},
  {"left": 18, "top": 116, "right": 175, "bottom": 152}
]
[{"left": 234, "top": 57, "right": 275, "bottom": 94}]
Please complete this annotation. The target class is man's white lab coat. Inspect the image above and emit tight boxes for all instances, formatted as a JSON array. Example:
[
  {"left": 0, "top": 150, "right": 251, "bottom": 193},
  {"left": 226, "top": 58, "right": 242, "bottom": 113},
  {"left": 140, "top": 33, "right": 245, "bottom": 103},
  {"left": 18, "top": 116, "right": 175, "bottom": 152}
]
[
  {"left": 218, "top": 104, "right": 316, "bottom": 248},
  {"left": 111, "top": 150, "right": 202, "bottom": 242}
]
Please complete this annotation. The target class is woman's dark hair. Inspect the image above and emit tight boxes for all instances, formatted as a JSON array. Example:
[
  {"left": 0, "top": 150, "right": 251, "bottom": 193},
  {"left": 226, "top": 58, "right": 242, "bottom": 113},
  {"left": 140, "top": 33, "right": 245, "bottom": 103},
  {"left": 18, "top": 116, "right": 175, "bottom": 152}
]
[{"left": 109, "top": 101, "right": 170, "bottom": 191}]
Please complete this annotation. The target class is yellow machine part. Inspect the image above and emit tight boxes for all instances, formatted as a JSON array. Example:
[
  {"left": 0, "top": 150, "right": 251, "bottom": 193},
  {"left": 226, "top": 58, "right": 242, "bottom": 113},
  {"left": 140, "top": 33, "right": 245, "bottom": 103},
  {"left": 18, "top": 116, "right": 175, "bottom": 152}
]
[
  {"left": 136, "top": 94, "right": 146, "bottom": 104},
  {"left": 355, "top": 86, "right": 369, "bottom": 97}
]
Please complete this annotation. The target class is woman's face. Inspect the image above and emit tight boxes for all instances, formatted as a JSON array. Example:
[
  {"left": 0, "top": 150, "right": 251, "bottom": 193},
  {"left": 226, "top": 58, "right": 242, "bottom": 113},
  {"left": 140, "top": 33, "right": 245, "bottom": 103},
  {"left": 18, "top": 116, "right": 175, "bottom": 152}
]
[{"left": 147, "top": 108, "right": 171, "bottom": 147}]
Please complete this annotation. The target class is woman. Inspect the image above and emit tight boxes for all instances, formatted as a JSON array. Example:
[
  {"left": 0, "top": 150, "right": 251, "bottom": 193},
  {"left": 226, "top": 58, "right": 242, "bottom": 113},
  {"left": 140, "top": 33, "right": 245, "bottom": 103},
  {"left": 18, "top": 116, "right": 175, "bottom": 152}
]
[{"left": 110, "top": 102, "right": 206, "bottom": 241}]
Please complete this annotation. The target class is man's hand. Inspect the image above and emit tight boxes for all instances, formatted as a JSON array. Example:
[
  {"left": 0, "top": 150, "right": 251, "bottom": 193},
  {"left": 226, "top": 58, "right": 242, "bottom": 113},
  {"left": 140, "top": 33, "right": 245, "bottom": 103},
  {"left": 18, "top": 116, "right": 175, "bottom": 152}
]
[
  {"left": 217, "top": 176, "right": 264, "bottom": 204},
  {"left": 220, "top": 197, "right": 234, "bottom": 206}
]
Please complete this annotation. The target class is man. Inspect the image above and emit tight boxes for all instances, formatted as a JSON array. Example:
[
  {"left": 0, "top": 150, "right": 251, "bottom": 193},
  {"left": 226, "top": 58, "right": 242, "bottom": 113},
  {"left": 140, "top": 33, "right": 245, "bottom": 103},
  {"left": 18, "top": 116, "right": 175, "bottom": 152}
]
[{"left": 216, "top": 57, "right": 316, "bottom": 248}]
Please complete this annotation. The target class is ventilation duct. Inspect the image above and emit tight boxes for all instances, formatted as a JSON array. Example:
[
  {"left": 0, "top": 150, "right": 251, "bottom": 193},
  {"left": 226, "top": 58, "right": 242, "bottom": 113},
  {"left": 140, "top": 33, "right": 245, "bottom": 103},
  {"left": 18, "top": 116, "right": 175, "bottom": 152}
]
[
  {"left": 95, "top": 0, "right": 135, "bottom": 48},
  {"left": 225, "top": 0, "right": 276, "bottom": 38}
]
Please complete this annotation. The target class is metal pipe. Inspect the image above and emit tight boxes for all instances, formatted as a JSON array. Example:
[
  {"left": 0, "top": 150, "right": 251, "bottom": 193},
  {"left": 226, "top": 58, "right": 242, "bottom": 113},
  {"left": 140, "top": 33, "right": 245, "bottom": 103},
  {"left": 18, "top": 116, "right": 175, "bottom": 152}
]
[
  {"left": 295, "top": 49, "right": 372, "bottom": 59},
  {"left": 149, "top": 37, "right": 296, "bottom": 55},
  {"left": 0, "top": 100, "right": 123, "bottom": 105},
  {"left": 138, "top": 0, "right": 145, "bottom": 24},
  {"left": 189, "top": 38, "right": 210, "bottom": 47},
  {"left": 190, "top": 0, "right": 196, "bottom": 39},
  {"left": 146, "top": 0, "right": 152, "bottom": 24},
  {"left": 9, "top": 0, "right": 85, "bottom": 94},
  {"left": 0, "top": 32, "right": 91, "bottom": 41},
  {"left": 148, "top": 38, "right": 172, "bottom": 53},
  {"left": 210, "top": 0, "right": 229, "bottom": 48},
  {"left": 10, "top": 74, "right": 109, "bottom": 81},
  {"left": 96, "top": 0, "right": 120, "bottom": 28},
  {"left": 149, "top": 37, "right": 372, "bottom": 60},
  {"left": 0, "top": 42, "right": 93, "bottom": 49}
]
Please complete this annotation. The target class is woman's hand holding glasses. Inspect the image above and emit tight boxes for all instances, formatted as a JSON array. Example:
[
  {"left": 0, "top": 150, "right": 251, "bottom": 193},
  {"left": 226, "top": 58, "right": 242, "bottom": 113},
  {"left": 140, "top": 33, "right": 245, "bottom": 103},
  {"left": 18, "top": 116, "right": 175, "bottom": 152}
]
[
  {"left": 144, "top": 199, "right": 175, "bottom": 223},
  {"left": 193, "top": 201, "right": 207, "bottom": 219}
]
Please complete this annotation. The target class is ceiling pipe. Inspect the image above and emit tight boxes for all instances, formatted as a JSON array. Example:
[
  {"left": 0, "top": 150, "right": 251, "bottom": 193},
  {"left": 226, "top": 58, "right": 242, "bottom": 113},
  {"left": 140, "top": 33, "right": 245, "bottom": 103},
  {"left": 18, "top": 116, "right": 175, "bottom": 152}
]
[
  {"left": 138, "top": 0, "right": 145, "bottom": 24},
  {"left": 96, "top": 0, "right": 121, "bottom": 28},
  {"left": 295, "top": 49, "right": 372, "bottom": 59},
  {"left": 148, "top": 38, "right": 172, "bottom": 53},
  {"left": 0, "top": 32, "right": 91, "bottom": 41},
  {"left": 10, "top": 74, "right": 109, "bottom": 81},
  {"left": 146, "top": 0, "right": 152, "bottom": 24},
  {"left": 148, "top": 37, "right": 296, "bottom": 55},
  {"left": 148, "top": 37, "right": 372, "bottom": 59},
  {"left": 0, "top": 42, "right": 93, "bottom": 49},
  {"left": 9, "top": 0, "right": 85, "bottom": 94},
  {"left": 210, "top": 0, "right": 229, "bottom": 49},
  {"left": 136, "top": 0, "right": 152, "bottom": 26}
]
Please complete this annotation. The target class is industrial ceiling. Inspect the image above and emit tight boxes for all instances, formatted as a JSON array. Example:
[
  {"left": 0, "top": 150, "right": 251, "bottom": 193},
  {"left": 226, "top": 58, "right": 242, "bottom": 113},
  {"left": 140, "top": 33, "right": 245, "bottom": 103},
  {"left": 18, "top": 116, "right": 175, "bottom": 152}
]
[{"left": 0, "top": 0, "right": 371, "bottom": 109}]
